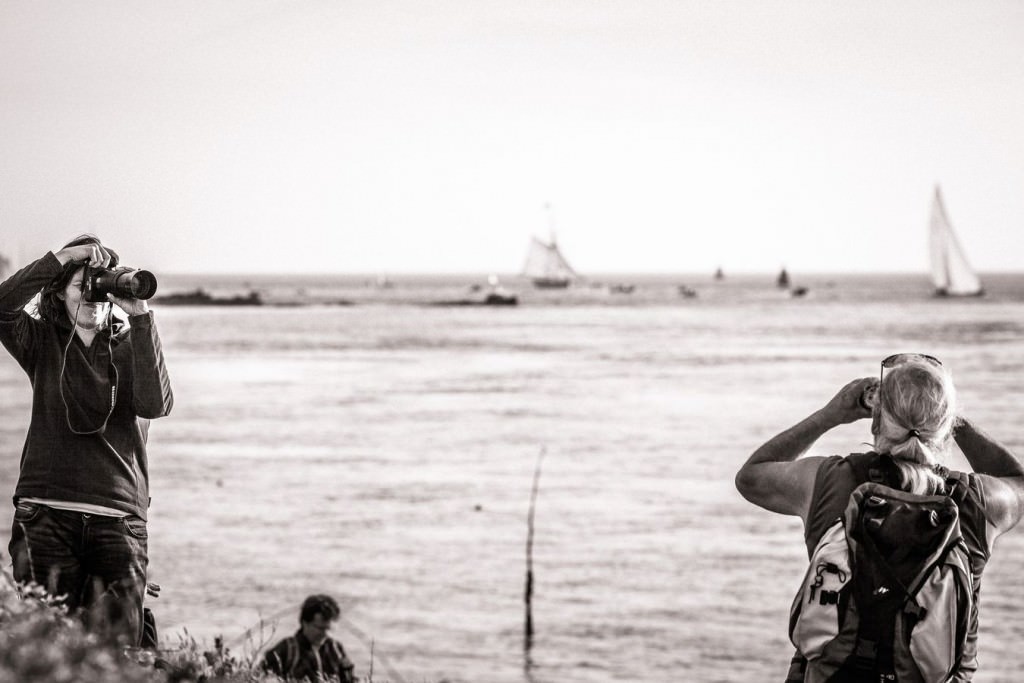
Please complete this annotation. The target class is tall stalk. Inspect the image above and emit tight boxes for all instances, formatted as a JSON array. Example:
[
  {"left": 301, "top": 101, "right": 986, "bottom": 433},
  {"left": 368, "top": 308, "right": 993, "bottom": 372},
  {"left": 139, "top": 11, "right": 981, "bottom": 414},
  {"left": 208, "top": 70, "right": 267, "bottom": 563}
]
[{"left": 525, "top": 447, "right": 546, "bottom": 648}]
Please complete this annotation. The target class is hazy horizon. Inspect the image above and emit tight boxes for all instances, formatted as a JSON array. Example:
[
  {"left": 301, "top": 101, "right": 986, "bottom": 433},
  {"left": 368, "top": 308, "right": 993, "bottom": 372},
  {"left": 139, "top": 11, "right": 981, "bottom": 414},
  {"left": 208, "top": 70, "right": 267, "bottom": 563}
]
[{"left": 156, "top": 267, "right": 1021, "bottom": 277}]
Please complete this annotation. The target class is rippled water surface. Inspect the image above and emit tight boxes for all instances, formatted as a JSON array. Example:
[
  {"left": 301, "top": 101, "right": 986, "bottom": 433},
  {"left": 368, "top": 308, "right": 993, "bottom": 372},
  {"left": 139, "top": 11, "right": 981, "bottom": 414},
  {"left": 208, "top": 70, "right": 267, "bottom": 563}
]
[{"left": 3, "top": 272, "right": 1024, "bottom": 682}]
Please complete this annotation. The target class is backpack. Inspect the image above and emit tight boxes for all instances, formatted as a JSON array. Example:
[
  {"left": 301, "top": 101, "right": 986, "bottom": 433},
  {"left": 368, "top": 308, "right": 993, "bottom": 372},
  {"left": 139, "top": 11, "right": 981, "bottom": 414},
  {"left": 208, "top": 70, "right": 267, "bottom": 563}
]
[{"left": 789, "top": 477, "right": 974, "bottom": 682}]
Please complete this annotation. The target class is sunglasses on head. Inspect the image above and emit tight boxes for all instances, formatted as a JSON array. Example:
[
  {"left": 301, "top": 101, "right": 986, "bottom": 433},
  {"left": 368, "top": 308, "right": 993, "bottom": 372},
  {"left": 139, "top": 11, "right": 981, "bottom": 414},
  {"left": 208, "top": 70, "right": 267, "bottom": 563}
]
[
  {"left": 880, "top": 353, "right": 942, "bottom": 371},
  {"left": 866, "top": 354, "right": 942, "bottom": 409},
  {"left": 880, "top": 356, "right": 942, "bottom": 403}
]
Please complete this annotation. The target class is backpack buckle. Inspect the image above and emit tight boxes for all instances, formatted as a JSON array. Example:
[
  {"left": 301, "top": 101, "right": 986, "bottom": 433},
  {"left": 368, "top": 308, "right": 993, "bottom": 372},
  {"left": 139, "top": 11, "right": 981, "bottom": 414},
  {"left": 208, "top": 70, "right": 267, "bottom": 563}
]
[{"left": 903, "top": 601, "right": 928, "bottom": 620}]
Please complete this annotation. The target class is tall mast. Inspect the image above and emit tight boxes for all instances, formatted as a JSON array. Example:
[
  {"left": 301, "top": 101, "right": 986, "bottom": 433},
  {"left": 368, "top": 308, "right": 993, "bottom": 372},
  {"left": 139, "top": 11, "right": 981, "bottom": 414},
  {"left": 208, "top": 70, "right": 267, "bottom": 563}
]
[{"left": 544, "top": 202, "right": 558, "bottom": 246}]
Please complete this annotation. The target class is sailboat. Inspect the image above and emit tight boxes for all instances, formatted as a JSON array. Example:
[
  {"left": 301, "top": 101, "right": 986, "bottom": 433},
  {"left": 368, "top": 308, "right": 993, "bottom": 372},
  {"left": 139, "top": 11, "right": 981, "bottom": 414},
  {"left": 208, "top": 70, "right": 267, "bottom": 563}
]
[
  {"left": 929, "top": 186, "right": 984, "bottom": 297},
  {"left": 776, "top": 267, "right": 790, "bottom": 289},
  {"left": 522, "top": 205, "right": 578, "bottom": 288},
  {"left": 522, "top": 235, "right": 577, "bottom": 288}
]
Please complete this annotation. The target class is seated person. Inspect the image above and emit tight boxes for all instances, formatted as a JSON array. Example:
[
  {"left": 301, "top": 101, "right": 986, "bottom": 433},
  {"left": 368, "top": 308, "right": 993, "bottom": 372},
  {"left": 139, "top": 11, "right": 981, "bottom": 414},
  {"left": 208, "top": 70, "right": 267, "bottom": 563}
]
[{"left": 262, "top": 594, "right": 355, "bottom": 682}]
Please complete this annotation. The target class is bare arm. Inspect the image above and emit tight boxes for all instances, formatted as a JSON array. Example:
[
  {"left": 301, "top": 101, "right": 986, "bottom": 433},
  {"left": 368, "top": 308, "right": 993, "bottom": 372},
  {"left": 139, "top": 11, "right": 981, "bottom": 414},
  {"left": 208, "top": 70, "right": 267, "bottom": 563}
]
[
  {"left": 736, "top": 377, "right": 876, "bottom": 521},
  {"left": 954, "top": 417, "right": 1024, "bottom": 538}
]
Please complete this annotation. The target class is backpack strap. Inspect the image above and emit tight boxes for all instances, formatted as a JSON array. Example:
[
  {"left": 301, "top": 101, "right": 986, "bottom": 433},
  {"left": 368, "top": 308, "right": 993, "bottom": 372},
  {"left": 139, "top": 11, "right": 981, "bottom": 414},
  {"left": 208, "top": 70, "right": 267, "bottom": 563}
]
[
  {"left": 784, "top": 652, "right": 806, "bottom": 683},
  {"left": 945, "top": 470, "right": 971, "bottom": 504},
  {"left": 807, "top": 453, "right": 892, "bottom": 546},
  {"left": 856, "top": 452, "right": 902, "bottom": 487}
]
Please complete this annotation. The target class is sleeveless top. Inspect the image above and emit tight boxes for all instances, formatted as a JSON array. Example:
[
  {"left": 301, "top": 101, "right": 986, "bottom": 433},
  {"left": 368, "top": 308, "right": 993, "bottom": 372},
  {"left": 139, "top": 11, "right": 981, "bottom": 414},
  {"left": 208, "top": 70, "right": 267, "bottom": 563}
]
[{"left": 803, "top": 452, "right": 991, "bottom": 680}]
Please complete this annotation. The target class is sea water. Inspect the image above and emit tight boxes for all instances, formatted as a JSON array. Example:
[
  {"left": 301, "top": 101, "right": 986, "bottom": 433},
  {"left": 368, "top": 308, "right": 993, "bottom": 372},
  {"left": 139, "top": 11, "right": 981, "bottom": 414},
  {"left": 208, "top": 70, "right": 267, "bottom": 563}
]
[{"left": 3, "top": 272, "right": 1024, "bottom": 683}]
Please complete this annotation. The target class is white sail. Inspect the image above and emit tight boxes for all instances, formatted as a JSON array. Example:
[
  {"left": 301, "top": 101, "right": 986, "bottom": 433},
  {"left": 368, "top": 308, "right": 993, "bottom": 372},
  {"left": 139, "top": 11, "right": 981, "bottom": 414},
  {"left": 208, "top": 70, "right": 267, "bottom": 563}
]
[
  {"left": 522, "top": 236, "right": 577, "bottom": 287},
  {"left": 929, "top": 187, "right": 983, "bottom": 296}
]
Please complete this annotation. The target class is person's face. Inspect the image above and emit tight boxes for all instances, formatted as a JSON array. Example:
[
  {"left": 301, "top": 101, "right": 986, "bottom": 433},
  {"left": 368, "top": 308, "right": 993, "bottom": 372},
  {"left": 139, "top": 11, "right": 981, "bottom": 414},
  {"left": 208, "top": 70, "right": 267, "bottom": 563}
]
[
  {"left": 59, "top": 267, "right": 109, "bottom": 330},
  {"left": 300, "top": 613, "right": 333, "bottom": 647}
]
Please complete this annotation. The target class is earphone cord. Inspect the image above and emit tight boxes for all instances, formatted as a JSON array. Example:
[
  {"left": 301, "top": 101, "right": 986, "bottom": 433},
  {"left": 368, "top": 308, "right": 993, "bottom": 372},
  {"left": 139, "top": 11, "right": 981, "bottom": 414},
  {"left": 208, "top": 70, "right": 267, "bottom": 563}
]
[{"left": 59, "top": 296, "right": 118, "bottom": 435}]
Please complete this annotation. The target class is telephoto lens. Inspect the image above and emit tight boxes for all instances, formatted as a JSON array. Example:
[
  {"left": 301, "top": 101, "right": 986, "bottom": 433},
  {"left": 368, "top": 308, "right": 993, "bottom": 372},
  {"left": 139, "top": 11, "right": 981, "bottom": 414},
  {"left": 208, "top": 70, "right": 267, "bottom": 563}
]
[
  {"left": 84, "top": 267, "right": 158, "bottom": 302},
  {"left": 110, "top": 268, "right": 158, "bottom": 300}
]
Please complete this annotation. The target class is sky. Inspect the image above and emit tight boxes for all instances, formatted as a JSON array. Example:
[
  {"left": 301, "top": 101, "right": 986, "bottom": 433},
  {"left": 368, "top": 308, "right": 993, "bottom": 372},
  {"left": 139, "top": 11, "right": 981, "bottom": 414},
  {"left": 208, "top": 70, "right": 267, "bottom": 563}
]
[{"left": 1, "top": 0, "right": 1023, "bottom": 275}]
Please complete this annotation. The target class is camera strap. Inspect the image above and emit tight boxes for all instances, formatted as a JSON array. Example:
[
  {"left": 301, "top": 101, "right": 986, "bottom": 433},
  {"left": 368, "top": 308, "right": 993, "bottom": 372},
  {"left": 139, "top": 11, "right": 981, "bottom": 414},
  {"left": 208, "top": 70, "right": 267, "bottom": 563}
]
[{"left": 59, "top": 298, "right": 119, "bottom": 436}]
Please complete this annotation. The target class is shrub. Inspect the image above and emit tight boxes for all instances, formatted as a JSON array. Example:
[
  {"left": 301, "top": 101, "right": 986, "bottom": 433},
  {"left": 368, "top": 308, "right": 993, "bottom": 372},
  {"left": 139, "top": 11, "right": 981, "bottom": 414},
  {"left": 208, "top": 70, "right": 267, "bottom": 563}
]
[{"left": 1, "top": 571, "right": 391, "bottom": 682}]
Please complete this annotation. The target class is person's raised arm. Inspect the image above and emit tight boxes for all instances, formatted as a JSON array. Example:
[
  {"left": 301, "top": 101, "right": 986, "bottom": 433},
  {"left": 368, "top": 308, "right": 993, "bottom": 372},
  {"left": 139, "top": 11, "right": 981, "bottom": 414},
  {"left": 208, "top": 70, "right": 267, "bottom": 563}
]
[
  {"left": 0, "top": 253, "right": 59, "bottom": 315},
  {"left": 954, "top": 417, "right": 1024, "bottom": 538},
  {"left": 118, "top": 295, "right": 172, "bottom": 419},
  {"left": 735, "top": 377, "right": 876, "bottom": 520},
  {"left": 0, "top": 252, "right": 66, "bottom": 367},
  {"left": 1, "top": 244, "right": 113, "bottom": 315}
]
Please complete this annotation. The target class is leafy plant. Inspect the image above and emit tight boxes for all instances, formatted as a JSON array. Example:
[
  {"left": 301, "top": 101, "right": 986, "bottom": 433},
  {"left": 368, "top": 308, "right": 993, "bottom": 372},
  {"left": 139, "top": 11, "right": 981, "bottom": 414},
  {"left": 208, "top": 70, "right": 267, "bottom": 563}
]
[{"left": 1, "top": 569, "right": 400, "bottom": 682}]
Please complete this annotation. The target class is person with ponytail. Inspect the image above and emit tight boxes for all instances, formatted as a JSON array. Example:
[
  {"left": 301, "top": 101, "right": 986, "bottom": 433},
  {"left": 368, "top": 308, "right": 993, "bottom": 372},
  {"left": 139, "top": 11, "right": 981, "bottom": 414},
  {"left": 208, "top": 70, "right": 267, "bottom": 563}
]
[
  {"left": 736, "top": 354, "right": 1024, "bottom": 681},
  {"left": 0, "top": 235, "right": 173, "bottom": 647},
  {"left": 872, "top": 357, "right": 959, "bottom": 496}
]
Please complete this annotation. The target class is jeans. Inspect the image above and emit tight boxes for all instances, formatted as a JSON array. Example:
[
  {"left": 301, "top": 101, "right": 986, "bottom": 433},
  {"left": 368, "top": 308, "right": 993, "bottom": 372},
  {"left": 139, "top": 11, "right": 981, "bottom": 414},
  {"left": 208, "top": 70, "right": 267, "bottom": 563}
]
[{"left": 8, "top": 502, "right": 148, "bottom": 646}]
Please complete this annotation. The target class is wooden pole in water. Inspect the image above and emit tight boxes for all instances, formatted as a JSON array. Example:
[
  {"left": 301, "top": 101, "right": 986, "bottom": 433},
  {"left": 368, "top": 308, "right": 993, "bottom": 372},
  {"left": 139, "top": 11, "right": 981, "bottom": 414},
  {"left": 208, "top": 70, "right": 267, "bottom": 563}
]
[{"left": 525, "top": 447, "right": 546, "bottom": 647}]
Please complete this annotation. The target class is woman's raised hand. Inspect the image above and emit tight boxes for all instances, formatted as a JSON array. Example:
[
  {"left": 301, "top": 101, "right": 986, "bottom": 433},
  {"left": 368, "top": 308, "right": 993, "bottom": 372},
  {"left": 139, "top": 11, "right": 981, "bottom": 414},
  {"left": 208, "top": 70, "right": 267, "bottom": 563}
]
[
  {"left": 107, "top": 292, "right": 149, "bottom": 316},
  {"left": 821, "top": 377, "right": 878, "bottom": 425},
  {"left": 54, "top": 243, "right": 112, "bottom": 268}
]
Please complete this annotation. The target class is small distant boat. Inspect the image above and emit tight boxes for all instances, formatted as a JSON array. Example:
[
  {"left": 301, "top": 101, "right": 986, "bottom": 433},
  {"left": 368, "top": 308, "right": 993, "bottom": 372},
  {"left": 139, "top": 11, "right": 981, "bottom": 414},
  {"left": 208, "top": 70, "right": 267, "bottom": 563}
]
[
  {"left": 929, "top": 186, "right": 984, "bottom": 297},
  {"left": 482, "top": 274, "right": 518, "bottom": 305},
  {"left": 678, "top": 285, "right": 698, "bottom": 298},
  {"left": 431, "top": 294, "right": 518, "bottom": 307},
  {"left": 430, "top": 275, "right": 518, "bottom": 307},
  {"left": 481, "top": 291, "right": 518, "bottom": 306},
  {"left": 776, "top": 268, "right": 790, "bottom": 289},
  {"left": 609, "top": 283, "right": 635, "bottom": 294},
  {"left": 775, "top": 267, "right": 807, "bottom": 297},
  {"left": 713, "top": 267, "right": 725, "bottom": 281}
]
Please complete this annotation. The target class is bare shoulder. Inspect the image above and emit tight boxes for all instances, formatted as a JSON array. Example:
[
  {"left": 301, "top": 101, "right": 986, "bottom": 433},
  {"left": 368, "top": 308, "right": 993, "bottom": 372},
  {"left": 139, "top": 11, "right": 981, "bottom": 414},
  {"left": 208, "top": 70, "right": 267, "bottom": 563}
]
[
  {"left": 974, "top": 473, "right": 1024, "bottom": 539},
  {"left": 736, "top": 455, "right": 826, "bottom": 521}
]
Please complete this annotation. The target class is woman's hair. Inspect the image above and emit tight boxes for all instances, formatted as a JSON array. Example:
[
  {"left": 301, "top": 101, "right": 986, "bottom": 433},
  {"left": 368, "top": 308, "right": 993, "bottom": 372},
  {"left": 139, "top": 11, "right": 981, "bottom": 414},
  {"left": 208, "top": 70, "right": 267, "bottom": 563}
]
[
  {"left": 873, "top": 360, "right": 957, "bottom": 495},
  {"left": 33, "top": 234, "right": 118, "bottom": 324}
]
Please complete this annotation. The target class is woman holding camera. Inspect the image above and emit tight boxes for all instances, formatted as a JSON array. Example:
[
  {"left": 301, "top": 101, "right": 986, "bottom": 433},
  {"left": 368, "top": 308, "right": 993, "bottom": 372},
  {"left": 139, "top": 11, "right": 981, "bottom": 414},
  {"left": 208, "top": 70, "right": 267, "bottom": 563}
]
[
  {"left": 0, "top": 234, "right": 173, "bottom": 646},
  {"left": 735, "top": 355, "right": 1024, "bottom": 681}
]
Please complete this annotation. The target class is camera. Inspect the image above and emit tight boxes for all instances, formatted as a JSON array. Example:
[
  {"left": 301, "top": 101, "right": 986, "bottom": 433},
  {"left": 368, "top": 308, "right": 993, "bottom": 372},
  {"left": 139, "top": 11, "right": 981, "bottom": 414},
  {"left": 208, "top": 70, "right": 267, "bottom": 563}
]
[{"left": 83, "top": 266, "right": 158, "bottom": 303}]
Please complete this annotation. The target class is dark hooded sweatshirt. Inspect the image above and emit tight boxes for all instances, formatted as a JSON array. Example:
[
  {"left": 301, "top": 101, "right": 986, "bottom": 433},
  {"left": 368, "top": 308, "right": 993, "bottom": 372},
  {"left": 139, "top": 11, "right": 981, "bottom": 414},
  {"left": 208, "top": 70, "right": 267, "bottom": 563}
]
[{"left": 0, "top": 252, "right": 173, "bottom": 520}]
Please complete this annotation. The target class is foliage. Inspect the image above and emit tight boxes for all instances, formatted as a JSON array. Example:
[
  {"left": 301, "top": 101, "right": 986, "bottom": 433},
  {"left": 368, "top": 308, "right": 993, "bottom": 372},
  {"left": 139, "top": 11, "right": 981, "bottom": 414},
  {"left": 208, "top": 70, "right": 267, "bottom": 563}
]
[
  {"left": 0, "top": 572, "right": 370, "bottom": 682},
  {"left": 1, "top": 569, "right": 405, "bottom": 682},
  {"left": 0, "top": 577, "right": 153, "bottom": 682}
]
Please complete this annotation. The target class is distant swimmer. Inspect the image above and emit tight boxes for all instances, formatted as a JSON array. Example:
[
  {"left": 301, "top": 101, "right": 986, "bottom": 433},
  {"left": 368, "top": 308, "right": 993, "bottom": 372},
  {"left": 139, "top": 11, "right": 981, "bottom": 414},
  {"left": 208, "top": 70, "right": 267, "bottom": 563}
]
[{"left": 736, "top": 354, "right": 1024, "bottom": 681}]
